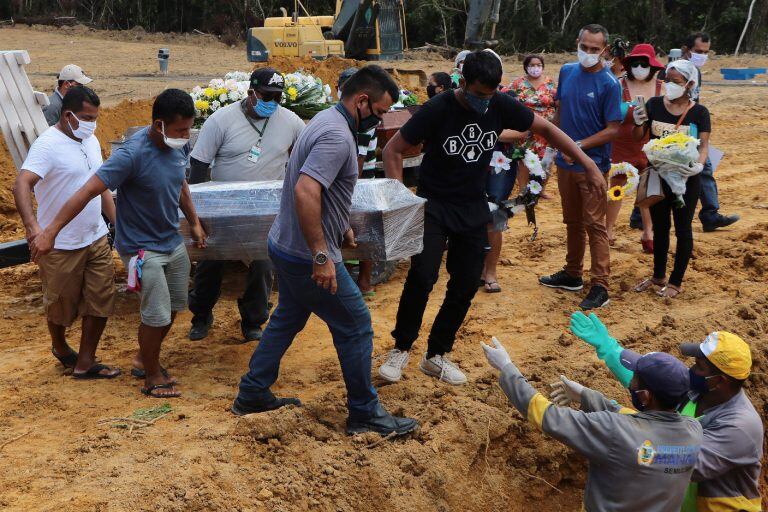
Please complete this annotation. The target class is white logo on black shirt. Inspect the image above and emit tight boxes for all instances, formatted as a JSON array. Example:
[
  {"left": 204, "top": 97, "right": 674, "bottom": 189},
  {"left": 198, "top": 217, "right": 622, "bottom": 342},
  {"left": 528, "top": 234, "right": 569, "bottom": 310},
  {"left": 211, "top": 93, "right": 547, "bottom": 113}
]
[{"left": 442, "top": 123, "right": 498, "bottom": 163}]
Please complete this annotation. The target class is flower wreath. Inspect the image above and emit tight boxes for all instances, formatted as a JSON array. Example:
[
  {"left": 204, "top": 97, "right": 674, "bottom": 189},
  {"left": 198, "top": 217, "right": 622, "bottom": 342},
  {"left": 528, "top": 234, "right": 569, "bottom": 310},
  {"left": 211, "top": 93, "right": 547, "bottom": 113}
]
[{"left": 607, "top": 162, "right": 640, "bottom": 202}]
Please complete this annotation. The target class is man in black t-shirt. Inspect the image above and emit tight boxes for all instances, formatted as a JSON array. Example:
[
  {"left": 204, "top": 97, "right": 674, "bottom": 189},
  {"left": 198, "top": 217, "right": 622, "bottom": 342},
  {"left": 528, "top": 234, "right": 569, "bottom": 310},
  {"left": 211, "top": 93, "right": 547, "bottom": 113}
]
[{"left": 379, "top": 51, "right": 604, "bottom": 385}]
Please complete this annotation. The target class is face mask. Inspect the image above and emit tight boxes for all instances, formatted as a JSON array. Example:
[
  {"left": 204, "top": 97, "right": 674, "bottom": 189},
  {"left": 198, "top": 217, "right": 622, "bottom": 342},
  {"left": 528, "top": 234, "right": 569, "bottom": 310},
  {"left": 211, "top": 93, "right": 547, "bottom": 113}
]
[
  {"left": 665, "top": 82, "right": 688, "bottom": 101},
  {"left": 357, "top": 99, "right": 382, "bottom": 132},
  {"left": 161, "top": 122, "right": 189, "bottom": 150},
  {"left": 578, "top": 48, "right": 602, "bottom": 68},
  {"left": 689, "top": 52, "right": 708, "bottom": 68},
  {"left": 464, "top": 90, "right": 491, "bottom": 115},
  {"left": 254, "top": 98, "right": 278, "bottom": 118},
  {"left": 67, "top": 112, "right": 96, "bottom": 140},
  {"left": 427, "top": 84, "right": 438, "bottom": 98},
  {"left": 689, "top": 367, "right": 718, "bottom": 395},
  {"left": 631, "top": 65, "right": 651, "bottom": 81},
  {"left": 630, "top": 389, "right": 646, "bottom": 411},
  {"left": 527, "top": 66, "right": 543, "bottom": 78}
]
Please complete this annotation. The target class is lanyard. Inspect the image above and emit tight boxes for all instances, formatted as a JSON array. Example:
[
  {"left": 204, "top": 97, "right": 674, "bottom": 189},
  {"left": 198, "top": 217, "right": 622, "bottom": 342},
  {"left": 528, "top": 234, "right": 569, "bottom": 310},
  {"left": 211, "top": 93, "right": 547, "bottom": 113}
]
[{"left": 241, "top": 100, "right": 271, "bottom": 141}]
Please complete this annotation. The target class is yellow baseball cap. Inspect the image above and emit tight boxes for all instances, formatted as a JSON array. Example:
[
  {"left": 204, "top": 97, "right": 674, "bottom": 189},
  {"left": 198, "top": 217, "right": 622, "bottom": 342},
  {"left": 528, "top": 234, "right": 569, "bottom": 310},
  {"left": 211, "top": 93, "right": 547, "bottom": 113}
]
[{"left": 680, "top": 332, "right": 752, "bottom": 380}]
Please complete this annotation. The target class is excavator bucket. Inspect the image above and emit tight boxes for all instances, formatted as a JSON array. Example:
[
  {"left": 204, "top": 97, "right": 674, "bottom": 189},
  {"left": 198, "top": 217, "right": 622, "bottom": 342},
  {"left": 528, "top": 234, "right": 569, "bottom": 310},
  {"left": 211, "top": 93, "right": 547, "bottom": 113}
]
[{"left": 383, "top": 68, "right": 428, "bottom": 89}]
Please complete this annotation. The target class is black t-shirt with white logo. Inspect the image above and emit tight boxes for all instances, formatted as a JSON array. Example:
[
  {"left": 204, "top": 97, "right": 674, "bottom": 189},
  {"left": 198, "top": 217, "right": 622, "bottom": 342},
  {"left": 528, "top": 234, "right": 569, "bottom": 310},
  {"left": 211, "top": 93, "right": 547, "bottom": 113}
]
[{"left": 400, "top": 90, "right": 534, "bottom": 230}]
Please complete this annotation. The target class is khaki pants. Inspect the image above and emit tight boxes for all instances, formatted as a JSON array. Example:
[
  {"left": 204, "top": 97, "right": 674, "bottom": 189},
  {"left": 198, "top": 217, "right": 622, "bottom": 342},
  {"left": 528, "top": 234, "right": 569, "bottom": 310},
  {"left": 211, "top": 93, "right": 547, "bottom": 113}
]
[
  {"left": 38, "top": 236, "right": 116, "bottom": 326},
  {"left": 557, "top": 167, "right": 610, "bottom": 289}
]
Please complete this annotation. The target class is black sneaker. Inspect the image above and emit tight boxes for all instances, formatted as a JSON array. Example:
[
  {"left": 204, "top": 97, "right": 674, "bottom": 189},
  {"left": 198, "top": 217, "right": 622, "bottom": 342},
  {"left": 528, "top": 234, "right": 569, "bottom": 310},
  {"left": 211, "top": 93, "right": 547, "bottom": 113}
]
[
  {"left": 539, "top": 270, "right": 584, "bottom": 291},
  {"left": 189, "top": 314, "right": 214, "bottom": 341},
  {"left": 702, "top": 214, "right": 740, "bottom": 232},
  {"left": 241, "top": 323, "right": 263, "bottom": 343},
  {"left": 230, "top": 392, "right": 301, "bottom": 416},
  {"left": 579, "top": 286, "right": 610, "bottom": 310},
  {"left": 346, "top": 404, "right": 419, "bottom": 437}
]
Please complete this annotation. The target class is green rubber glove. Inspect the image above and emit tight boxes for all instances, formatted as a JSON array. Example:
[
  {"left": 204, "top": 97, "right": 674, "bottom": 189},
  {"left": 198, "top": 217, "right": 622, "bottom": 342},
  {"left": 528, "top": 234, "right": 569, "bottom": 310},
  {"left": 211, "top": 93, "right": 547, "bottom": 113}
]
[{"left": 569, "top": 312, "right": 633, "bottom": 388}]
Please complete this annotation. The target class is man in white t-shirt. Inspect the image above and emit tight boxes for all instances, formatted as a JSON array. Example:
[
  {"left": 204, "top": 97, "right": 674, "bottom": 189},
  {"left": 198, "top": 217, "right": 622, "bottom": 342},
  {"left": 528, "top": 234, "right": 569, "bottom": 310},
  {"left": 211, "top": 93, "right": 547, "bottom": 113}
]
[
  {"left": 13, "top": 86, "right": 119, "bottom": 379},
  {"left": 187, "top": 67, "right": 305, "bottom": 342}
]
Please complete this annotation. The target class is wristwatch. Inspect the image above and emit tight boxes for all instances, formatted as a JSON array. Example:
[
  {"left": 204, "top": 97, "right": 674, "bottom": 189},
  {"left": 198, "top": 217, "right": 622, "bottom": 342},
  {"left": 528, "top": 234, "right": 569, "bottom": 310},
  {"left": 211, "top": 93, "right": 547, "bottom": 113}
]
[
  {"left": 575, "top": 140, "right": 583, "bottom": 148},
  {"left": 313, "top": 251, "right": 329, "bottom": 265}
]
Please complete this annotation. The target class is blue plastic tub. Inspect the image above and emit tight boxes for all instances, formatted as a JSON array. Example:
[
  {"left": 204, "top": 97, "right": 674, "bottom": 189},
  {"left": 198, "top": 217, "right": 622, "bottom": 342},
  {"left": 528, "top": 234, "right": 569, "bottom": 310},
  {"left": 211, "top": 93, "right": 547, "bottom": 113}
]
[{"left": 720, "top": 68, "right": 767, "bottom": 80}]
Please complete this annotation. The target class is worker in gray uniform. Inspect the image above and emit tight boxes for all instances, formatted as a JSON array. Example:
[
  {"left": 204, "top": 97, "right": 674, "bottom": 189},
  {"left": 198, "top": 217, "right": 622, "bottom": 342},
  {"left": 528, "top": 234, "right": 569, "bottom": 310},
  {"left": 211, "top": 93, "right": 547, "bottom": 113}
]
[
  {"left": 43, "top": 64, "right": 92, "bottom": 126},
  {"left": 482, "top": 337, "right": 703, "bottom": 512}
]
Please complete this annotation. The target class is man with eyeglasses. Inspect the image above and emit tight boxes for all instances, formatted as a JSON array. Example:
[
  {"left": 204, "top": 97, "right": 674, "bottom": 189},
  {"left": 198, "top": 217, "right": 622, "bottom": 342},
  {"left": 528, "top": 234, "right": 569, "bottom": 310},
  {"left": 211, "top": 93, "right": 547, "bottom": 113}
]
[
  {"left": 14, "top": 86, "right": 120, "bottom": 379},
  {"left": 43, "top": 64, "right": 93, "bottom": 126},
  {"left": 539, "top": 23, "right": 621, "bottom": 311},
  {"left": 187, "top": 68, "right": 306, "bottom": 343}
]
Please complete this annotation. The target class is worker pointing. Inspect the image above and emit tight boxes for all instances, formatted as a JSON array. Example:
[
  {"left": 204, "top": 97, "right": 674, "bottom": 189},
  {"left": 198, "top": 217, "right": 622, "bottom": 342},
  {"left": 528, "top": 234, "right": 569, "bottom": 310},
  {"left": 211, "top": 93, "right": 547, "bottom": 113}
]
[{"left": 482, "top": 336, "right": 703, "bottom": 512}]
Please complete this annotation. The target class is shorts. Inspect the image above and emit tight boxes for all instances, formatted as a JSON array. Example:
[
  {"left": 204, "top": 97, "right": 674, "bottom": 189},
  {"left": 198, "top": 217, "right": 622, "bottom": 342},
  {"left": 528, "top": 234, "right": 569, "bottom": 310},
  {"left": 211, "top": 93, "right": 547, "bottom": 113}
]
[
  {"left": 486, "top": 164, "right": 519, "bottom": 233},
  {"left": 120, "top": 243, "right": 191, "bottom": 327},
  {"left": 38, "top": 235, "right": 115, "bottom": 326}
]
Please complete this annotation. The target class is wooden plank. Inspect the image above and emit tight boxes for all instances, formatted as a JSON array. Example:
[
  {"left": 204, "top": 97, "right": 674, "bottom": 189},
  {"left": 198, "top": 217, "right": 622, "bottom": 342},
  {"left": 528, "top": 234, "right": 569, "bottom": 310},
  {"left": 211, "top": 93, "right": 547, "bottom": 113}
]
[
  {"left": 0, "top": 114, "right": 25, "bottom": 169},
  {"left": 7, "top": 51, "right": 48, "bottom": 135},
  {"left": 34, "top": 91, "right": 49, "bottom": 107},
  {"left": 0, "top": 57, "right": 31, "bottom": 168},
  {"left": 1, "top": 52, "right": 42, "bottom": 146}
]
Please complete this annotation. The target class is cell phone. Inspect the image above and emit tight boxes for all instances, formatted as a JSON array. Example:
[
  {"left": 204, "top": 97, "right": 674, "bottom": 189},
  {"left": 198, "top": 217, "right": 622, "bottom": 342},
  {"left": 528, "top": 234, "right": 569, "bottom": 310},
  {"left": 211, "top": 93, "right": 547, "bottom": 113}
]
[{"left": 635, "top": 95, "right": 646, "bottom": 108}]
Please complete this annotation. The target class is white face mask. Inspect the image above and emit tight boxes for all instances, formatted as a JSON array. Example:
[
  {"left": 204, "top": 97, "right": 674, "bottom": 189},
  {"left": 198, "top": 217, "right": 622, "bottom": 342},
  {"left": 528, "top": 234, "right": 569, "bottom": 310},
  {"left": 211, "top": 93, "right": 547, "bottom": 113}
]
[
  {"left": 665, "top": 82, "right": 688, "bottom": 101},
  {"left": 689, "top": 52, "right": 708, "bottom": 68},
  {"left": 577, "top": 48, "right": 602, "bottom": 68},
  {"left": 527, "top": 65, "right": 543, "bottom": 78},
  {"left": 67, "top": 112, "right": 96, "bottom": 140},
  {"left": 631, "top": 65, "right": 651, "bottom": 81},
  {"left": 161, "top": 121, "right": 189, "bottom": 150}
]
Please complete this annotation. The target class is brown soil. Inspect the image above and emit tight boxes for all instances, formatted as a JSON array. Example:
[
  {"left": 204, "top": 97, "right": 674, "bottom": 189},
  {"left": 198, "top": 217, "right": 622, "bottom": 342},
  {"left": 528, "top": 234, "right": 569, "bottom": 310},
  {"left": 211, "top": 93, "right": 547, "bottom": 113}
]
[{"left": 1, "top": 26, "right": 767, "bottom": 512}]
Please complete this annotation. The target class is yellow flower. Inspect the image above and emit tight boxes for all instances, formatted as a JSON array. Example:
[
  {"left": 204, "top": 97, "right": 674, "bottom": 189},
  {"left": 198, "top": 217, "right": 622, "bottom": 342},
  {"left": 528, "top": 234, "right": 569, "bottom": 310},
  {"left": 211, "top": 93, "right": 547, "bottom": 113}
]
[
  {"left": 203, "top": 87, "right": 215, "bottom": 98},
  {"left": 286, "top": 86, "right": 298, "bottom": 101},
  {"left": 217, "top": 87, "right": 228, "bottom": 96},
  {"left": 608, "top": 185, "right": 625, "bottom": 201},
  {"left": 195, "top": 99, "right": 210, "bottom": 111}
]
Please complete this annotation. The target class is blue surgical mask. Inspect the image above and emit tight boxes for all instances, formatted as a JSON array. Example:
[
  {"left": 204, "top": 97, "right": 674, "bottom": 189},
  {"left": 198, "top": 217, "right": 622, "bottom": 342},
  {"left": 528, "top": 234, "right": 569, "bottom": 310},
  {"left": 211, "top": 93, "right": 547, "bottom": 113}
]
[
  {"left": 254, "top": 98, "right": 278, "bottom": 118},
  {"left": 464, "top": 90, "right": 491, "bottom": 115},
  {"left": 630, "top": 389, "right": 646, "bottom": 411}
]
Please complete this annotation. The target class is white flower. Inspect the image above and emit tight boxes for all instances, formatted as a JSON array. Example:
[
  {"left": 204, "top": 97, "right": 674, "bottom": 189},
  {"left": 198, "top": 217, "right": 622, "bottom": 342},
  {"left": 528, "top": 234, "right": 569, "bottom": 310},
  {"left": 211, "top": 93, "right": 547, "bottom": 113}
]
[
  {"left": 490, "top": 151, "right": 511, "bottom": 172},
  {"left": 210, "top": 78, "right": 224, "bottom": 88},
  {"left": 219, "top": 93, "right": 228, "bottom": 103},
  {"left": 192, "top": 86, "right": 203, "bottom": 95},
  {"left": 524, "top": 149, "right": 547, "bottom": 178},
  {"left": 528, "top": 181, "right": 543, "bottom": 195},
  {"left": 211, "top": 100, "right": 221, "bottom": 111}
]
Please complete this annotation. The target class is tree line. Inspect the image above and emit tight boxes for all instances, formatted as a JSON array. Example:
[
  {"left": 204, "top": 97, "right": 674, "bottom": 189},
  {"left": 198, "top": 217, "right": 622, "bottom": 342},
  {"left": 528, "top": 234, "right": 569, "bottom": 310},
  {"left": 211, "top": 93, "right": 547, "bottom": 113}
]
[{"left": 3, "top": 0, "right": 767, "bottom": 54}]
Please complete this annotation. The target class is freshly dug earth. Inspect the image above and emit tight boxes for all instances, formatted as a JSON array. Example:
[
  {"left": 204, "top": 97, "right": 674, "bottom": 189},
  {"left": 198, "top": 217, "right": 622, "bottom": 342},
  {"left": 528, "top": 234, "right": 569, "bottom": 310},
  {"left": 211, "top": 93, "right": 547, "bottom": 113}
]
[{"left": 1, "top": 26, "right": 767, "bottom": 512}]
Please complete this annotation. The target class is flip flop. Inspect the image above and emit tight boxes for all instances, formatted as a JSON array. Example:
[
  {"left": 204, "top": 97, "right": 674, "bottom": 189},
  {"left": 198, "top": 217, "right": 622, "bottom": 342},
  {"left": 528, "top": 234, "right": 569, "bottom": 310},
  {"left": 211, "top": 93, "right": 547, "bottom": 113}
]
[
  {"left": 658, "top": 284, "right": 682, "bottom": 298},
  {"left": 484, "top": 281, "right": 502, "bottom": 293},
  {"left": 73, "top": 363, "right": 122, "bottom": 380},
  {"left": 51, "top": 346, "right": 78, "bottom": 369},
  {"left": 141, "top": 383, "right": 181, "bottom": 399},
  {"left": 634, "top": 278, "right": 666, "bottom": 293},
  {"left": 361, "top": 290, "right": 376, "bottom": 299},
  {"left": 130, "top": 366, "right": 177, "bottom": 384}
]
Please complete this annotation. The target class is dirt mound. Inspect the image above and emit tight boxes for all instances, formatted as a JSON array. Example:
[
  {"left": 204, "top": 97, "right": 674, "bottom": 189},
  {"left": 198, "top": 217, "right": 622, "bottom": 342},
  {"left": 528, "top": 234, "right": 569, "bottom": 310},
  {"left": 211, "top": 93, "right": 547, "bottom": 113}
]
[
  {"left": 253, "top": 55, "right": 364, "bottom": 91},
  {"left": 94, "top": 98, "right": 154, "bottom": 157}
]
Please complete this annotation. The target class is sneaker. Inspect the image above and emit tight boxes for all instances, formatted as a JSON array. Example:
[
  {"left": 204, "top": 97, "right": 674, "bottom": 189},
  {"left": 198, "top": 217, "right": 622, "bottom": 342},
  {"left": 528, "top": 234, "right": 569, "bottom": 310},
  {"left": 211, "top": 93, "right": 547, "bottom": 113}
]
[
  {"left": 379, "top": 349, "right": 410, "bottom": 382},
  {"left": 346, "top": 404, "right": 419, "bottom": 436},
  {"left": 230, "top": 392, "right": 301, "bottom": 416},
  {"left": 702, "top": 214, "right": 740, "bottom": 232},
  {"left": 189, "top": 314, "right": 214, "bottom": 341},
  {"left": 419, "top": 354, "right": 467, "bottom": 385},
  {"left": 241, "top": 323, "right": 263, "bottom": 343},
  {"left": 539, "top": 270, "right": 584, "bottom": 291},
  {"left": 579, "top": 286, "right": 610, "bottom": 310}
]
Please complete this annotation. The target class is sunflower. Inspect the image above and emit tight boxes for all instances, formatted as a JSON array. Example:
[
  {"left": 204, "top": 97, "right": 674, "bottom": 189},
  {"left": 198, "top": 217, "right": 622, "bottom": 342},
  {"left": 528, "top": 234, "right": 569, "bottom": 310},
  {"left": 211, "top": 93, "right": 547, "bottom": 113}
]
[{"left": 608, "top": 185, "right": 625, "bottom": 201}]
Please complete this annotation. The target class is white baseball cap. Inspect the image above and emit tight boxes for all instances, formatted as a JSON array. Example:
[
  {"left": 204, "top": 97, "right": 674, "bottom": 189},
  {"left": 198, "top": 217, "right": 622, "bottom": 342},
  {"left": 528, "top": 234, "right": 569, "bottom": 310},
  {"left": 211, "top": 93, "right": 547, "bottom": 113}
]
[{"left": 58, "top": 64, "right": 92, "bottom": 85}]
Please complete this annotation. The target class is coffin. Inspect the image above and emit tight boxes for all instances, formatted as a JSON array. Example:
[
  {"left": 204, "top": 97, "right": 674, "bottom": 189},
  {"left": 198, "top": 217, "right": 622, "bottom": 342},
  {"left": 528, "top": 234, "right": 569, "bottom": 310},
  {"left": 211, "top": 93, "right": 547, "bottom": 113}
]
[{"left": 180, "top": 178, "right": 426, "bottom": 262}]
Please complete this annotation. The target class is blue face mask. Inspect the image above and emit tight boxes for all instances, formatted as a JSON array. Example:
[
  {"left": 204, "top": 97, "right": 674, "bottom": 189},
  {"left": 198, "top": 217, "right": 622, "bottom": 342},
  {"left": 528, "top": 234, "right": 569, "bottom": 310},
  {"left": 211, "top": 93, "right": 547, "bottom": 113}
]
[
  {"left": 629, "top": 389, "right": 646, "bottom": 411},
  {"left": 254, "top": 98, "right": 278, "bottom": 118},
  {"left": 464, "top": 90, "right": 491, "bottom": 115}
]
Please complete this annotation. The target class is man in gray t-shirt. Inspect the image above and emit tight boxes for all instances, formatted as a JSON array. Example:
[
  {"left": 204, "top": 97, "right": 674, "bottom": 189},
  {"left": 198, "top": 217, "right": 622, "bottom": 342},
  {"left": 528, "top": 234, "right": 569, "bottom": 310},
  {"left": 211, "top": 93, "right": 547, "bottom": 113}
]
[
  {"left": 233, "top": 66, "right": 418, "bottom": 437},
  {"left": 187, "top": 68, "right": 305, "bottom": 343},
  {"left": 43, "top": 64, "right": 92, "bottom": 126}
]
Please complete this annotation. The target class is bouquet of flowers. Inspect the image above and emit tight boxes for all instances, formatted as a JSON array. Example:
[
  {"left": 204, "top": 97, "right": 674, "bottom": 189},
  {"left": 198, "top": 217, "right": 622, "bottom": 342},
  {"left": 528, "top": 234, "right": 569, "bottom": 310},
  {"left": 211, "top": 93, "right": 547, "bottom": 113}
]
[
  {"left": 281, "top": 71, "right": 334, "bottom": 119},
  {"left": 190, "top": 76, "right": 250, "bottom": 128},
  {"left": 391, "top": 89, "right": 419, "bottom": 109},
  {"left": 607, "top": 162, "right": 640, "bottom": 201},
  {"left": 642, "top": 132, "right": 702, "bottom": 206},
  {"left": 489, "top": 149, "right": 545, "bottom": 240}
]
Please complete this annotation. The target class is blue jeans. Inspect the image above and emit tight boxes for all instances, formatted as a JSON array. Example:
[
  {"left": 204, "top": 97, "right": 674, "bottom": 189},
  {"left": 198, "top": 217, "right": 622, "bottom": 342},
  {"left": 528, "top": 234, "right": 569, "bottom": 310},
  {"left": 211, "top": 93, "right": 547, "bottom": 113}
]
[
  {"left": 697, "top": 157, "right": 720, "bottom": 225},
  {"left": 237, "top": 249, "right": 379, "bottom": 419}
]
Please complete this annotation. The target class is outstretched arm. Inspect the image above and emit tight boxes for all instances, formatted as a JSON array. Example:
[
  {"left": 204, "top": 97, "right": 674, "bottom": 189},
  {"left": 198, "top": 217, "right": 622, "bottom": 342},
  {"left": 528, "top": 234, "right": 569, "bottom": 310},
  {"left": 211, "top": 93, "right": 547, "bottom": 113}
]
[{"left": 569, "top": 312, "right": 633, "bottom": 388}]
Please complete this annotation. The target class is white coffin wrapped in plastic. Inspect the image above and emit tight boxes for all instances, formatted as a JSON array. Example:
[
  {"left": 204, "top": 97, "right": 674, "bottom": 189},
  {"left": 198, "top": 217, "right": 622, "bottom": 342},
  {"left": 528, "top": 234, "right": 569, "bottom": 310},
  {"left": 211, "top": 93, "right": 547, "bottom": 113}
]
[{"left": 180, "top": 178, "right": 426, "bottom": 262}]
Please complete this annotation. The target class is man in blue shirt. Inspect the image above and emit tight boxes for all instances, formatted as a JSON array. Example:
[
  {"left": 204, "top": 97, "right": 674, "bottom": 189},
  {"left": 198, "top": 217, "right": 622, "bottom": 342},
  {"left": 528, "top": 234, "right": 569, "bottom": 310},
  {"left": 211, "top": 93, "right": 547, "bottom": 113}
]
[
  {"left": 30, "top": 89, "right": 208, "bottom": 399},
  {"left": 539, "top": 24, "right": 621, "bottom": 310}
]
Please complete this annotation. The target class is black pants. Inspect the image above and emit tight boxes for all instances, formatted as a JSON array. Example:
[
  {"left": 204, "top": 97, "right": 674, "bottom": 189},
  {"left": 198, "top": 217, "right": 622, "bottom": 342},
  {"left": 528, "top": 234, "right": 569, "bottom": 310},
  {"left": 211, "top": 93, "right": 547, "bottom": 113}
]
[
  {"left": 188, "top": 260, "right": 273, "bottom": 328},
  {"left": 650, "top": 174, "right": 702, "bottom": 287},
  {"left": 392, "top": 211, "right": 486, "bottom": 356}
]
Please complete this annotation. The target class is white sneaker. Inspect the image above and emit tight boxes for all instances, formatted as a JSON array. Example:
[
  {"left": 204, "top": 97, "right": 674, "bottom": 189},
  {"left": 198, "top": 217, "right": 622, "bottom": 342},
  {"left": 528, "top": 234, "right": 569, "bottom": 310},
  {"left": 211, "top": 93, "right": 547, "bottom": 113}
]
[
  {"left": 419, "top": 354, "right": 467, "bottom": 385},
  {"left": 379, "top": 349, "right": 410, "bottom": 382}
]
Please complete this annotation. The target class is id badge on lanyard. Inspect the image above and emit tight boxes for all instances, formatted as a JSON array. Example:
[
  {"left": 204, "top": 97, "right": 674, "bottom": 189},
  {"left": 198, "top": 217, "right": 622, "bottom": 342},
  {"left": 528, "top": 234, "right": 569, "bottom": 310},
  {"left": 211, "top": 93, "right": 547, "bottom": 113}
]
[{"left": 248, "top": 145, "right": 262, "bottom": 163}]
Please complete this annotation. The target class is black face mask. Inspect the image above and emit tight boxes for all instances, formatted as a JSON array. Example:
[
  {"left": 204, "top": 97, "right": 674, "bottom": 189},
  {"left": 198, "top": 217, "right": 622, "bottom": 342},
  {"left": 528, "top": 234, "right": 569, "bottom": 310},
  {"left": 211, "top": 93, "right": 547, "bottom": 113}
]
[
  {"left": 357, "top": 99, "right": 382, "bottom": 132},
  {"left": 427, "top": 84, "right": 438, "bottom": 98}
]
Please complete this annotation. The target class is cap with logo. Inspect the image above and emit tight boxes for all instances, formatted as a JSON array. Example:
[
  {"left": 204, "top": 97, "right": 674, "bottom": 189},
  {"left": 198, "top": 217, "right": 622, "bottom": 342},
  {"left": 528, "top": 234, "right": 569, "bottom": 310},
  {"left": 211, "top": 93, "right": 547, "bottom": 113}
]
[
  {"left": 250, "top": 68, "right": 285, "bottom": 92},
  {"left": 620, "top": 350, "right": 690, "bottom": 401},
  {"left": 58, "top": 64, "right": 92, "bottom": 85},
  {"left": 680, "top": 332, "right": 752, "bottom": 380}
]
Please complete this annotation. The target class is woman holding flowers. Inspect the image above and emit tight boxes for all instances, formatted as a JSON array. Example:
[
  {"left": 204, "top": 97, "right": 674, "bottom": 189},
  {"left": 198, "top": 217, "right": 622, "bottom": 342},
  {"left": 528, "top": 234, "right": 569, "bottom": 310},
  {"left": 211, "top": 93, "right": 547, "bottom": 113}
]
[
  {"left": 608, "top": 44, "right": 665, "bottom": 249},
  {"left": 631, "top": 60, "right": 709, "bottom": 298}
]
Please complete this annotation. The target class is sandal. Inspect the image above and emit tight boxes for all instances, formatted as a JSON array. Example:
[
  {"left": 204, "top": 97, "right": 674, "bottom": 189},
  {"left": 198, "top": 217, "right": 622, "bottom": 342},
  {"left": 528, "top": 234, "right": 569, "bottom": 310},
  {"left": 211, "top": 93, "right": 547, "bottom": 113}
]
[
  {"left": 131, "top": 366, "right": 177, "bottom": 385},
  {"left": 484, "top": 281, "right": 502, "bottom": 293},
  {"left": 52, "top": 346, "right": 78, "bottom": 369},
  {"left": 634, "top": 277, "right": 666, "bottom": 293},
  {"left": 73, "top": 363, "right": 122, "bottom": 380},
  {"left": 641, "top": 239, "right": 654, "bottom": 254},
  {"left": 658, "top": 284, "right": 682, "bottom": 298},
  {"left": 141, "top": 383, "right": 181, "bottom": 399}
]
